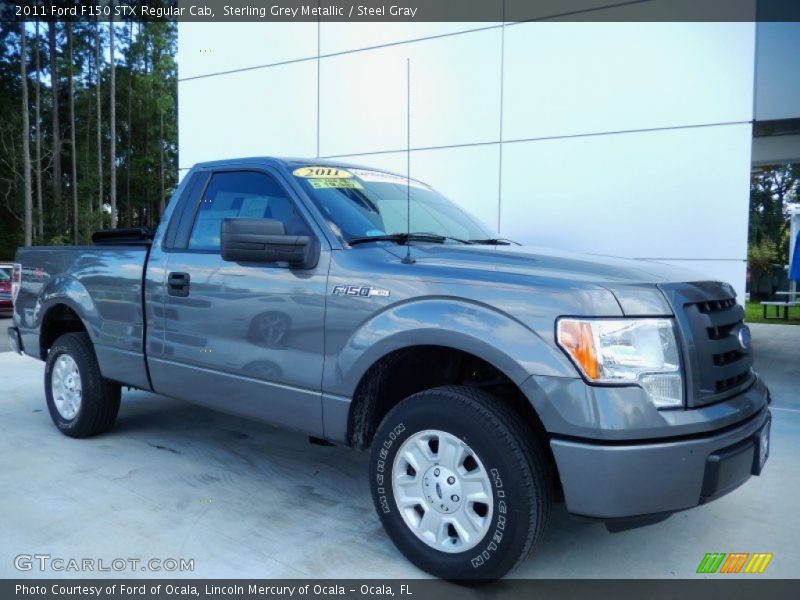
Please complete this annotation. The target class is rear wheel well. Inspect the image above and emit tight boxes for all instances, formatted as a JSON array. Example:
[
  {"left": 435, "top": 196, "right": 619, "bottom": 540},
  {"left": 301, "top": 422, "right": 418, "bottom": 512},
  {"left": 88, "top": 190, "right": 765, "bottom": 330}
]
[
  {"left": 347, "top": 346, "right": 558, "bottom": 490},
  {"left": 40, "top": 304, "right": 87, "bottom": 360}
]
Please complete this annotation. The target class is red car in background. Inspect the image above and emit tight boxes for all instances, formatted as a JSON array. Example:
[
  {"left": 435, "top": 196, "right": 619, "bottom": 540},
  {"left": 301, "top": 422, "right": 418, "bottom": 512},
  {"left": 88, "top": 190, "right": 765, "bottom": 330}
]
[{"left": 0, "top": 264, "right": 12, "bottom": 316}]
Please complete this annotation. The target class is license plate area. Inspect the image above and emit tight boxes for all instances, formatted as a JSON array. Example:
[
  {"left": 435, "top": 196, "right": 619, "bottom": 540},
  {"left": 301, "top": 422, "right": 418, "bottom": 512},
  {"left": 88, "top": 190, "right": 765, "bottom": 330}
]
[{"left": 753, "top": 418, "right": 771, "bottom": 475}]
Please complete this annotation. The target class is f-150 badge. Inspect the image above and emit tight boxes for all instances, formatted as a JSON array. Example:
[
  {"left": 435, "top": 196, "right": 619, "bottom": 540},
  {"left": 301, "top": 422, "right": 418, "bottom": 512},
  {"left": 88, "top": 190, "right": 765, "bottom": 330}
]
[{"left": 332, "top": 284, "right": 390, "bottom": 298}]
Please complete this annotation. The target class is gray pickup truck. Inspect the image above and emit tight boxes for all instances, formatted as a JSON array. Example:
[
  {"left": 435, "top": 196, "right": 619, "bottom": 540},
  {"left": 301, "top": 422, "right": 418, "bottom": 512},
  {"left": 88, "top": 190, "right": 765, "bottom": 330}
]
[{"left": 8, "top": 158, "right": 771, "bottom": 580}]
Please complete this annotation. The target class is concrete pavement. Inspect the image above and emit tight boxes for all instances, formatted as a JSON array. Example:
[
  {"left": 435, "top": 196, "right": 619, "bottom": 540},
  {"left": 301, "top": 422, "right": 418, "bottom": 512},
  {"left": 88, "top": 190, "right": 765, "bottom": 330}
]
[{"left": 0, "top": 324, "right": 797, "bottom": 578}]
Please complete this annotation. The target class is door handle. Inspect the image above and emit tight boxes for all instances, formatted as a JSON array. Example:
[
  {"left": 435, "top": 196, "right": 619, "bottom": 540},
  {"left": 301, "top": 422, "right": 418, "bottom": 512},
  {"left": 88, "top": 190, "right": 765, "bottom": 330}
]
[{"left": 167, "top": 272, "right": 190, "bottom": 297}]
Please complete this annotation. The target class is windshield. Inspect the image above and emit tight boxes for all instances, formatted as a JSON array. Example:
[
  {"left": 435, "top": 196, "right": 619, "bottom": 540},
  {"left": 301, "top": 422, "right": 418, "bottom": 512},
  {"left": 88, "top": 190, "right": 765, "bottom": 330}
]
[
  {"left": 291, "top": 166, "right": 495, "bottom": 244},
  {"left": 0, "top": 268, "right": 10, "bottom": 281}
]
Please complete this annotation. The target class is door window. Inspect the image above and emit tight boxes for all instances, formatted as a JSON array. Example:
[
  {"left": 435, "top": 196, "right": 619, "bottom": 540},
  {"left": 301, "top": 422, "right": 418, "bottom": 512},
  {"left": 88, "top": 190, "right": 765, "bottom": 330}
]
[{"left": 188, "top": 171, "right": 309, "bottom": 251}]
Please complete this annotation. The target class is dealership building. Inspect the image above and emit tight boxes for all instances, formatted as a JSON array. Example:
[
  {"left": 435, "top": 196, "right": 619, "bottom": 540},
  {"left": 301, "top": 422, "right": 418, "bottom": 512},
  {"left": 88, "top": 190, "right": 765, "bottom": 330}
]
[{"left": 177, "top": 12, "right": 800, "bottom": 301}]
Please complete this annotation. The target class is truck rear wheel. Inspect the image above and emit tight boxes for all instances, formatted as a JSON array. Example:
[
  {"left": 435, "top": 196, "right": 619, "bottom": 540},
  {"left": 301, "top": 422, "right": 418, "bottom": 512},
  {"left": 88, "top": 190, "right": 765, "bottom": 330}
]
[
  {"left": 44, "top": 332, "right": 121, "bottom": 438},
  {"left": 369, "top": 385, "right": 551, "bottom": 581}
]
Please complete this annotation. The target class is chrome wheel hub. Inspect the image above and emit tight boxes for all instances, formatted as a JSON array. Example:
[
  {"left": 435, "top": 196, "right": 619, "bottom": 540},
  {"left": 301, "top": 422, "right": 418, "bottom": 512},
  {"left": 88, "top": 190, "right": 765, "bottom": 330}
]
[
  {"left": 422, "top": 464, "right": 462, "bottom": 513},
  {"left": 392, "top": 430, "right": 493, "bottom": 553},
  {"left": 52, "top": 355, "right": 82, "bottom": 420}
]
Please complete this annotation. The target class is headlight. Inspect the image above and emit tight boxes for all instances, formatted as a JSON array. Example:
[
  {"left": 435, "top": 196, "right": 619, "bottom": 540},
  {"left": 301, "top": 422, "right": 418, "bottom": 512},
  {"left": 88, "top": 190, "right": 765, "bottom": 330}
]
[{"left": 556, "top": 318, "right": 683, "bottom": 408}]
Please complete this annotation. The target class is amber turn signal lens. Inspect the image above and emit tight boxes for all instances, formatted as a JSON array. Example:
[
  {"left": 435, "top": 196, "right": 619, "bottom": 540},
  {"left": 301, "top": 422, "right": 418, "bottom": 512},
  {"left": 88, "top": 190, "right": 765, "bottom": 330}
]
[{"left": 557, "top": 319, "right": 599, "bottom": 380}]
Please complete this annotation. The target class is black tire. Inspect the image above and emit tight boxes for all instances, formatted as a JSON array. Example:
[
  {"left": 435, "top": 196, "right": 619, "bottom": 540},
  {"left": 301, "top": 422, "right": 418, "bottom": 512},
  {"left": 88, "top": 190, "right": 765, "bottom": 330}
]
[
  {"left": 369, "top": 385, "right": 552, "bottom": 581},
  {"left": 44, "top": 332, "right": 121, "bottom": 438}
]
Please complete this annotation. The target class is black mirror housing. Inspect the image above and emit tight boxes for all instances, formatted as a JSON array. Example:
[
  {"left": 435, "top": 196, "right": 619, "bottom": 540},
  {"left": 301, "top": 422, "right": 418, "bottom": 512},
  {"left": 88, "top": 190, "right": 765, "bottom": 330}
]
[{"left": 220, "top": 218, "right": 319, "bottom": 268}]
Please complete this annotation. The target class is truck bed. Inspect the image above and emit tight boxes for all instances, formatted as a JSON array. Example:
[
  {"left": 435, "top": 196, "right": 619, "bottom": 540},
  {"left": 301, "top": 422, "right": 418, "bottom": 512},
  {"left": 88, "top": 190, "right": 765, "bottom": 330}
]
[{"left": 14, "top": 244, "right": 151, "bottom": 390}]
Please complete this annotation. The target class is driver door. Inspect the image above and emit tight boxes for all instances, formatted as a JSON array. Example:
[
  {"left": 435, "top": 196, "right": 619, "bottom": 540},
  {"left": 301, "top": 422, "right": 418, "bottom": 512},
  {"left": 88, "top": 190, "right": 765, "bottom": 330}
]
[{"left": 148, "top": 168, "right": 329, "bottom": 436}]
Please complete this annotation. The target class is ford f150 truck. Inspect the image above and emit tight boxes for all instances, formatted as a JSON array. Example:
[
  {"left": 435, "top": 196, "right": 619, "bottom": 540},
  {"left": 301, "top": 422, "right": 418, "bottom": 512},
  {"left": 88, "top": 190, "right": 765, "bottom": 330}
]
[{"left": 8, "top": 158, "right": 771, "bottom": 580}]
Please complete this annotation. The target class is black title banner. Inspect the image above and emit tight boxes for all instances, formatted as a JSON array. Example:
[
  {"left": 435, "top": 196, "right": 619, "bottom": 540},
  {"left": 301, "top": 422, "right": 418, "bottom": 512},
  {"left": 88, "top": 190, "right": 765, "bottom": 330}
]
[
  {"left": 2, "top": 0, "right": 800, "bottom": 23},
  {"left": 4, "top": 579, "right": 800, "bottom": 600}
]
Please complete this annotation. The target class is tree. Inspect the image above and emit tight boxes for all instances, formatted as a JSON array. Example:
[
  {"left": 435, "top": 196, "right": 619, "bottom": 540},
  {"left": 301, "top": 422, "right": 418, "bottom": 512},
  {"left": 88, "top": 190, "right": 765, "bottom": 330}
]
[
  {"left": 20, "top": 22, "right": 32, "bottom": 246},
  {"left": 67, "top": 23, "right": 78, "bottom": 243},
  {"left": 125, "top": 20, "right": 133, "bottom": 228},
  {"left": 748, "top": 165, "right": 799, "bottom": 298},
  {"left": 48, "top": 19, "right": 61, "bottom": 229},
  {"left": 34, "top": 20, "right": 43, "bottom": 241},
  {"left": 0, "top": 17, "right": 177, "bottom": 257},
  {"left": 95, "top": 22, "right": 103, "bottom": 221},
  {"left": 109, "top": 14, "right": 117, "bottom": 229},
  {"left": 749, "top": 165, "right": 799, "bottom": 260}
]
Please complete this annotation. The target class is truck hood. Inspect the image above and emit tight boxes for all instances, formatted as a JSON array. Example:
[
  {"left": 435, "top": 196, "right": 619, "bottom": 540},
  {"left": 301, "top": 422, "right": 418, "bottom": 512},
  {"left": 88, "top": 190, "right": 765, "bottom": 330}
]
[{"left": 386, "top": 244, "right": 708, "bottom": 286}]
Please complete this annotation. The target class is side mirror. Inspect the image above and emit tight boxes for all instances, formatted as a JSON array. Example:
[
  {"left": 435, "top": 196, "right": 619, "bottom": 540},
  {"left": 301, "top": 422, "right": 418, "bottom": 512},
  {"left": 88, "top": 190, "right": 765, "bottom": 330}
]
[{"left": 220, "top": 218, "right": 319, "bottom": 269}]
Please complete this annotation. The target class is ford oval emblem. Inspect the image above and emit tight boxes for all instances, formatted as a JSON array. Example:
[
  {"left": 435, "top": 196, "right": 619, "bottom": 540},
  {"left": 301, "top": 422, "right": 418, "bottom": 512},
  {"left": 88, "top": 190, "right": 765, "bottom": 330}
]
[{"left": 737, "top": 325, "right": 752, "bottom": 351}]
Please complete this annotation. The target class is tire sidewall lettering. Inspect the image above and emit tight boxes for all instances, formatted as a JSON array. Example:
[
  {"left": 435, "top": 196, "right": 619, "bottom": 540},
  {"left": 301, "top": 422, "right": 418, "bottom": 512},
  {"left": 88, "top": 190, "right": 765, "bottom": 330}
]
[
  {"left": 470, "top": 467, "right": 507, "bottom": 568},
  {"left": 375, "top": 423, "right": 405, "bottom": 514}
]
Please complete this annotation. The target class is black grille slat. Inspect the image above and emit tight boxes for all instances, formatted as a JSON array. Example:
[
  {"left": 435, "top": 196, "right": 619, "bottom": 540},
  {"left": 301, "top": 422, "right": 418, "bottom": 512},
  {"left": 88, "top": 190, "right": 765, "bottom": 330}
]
[
  {"left": 713, "top": 349, "right": 745, "bottom": 367},
  {"left": 711, "top": 335, "right": 743, "bottom": 355},
  {"left": 714, "top": 372, "right": 750, "bottom": 393},
  {"left": 710, "top": 359, "right": 751, "bottom": 382},
  {"left": 707, "top": 322, "right": 738, "bottom": 340},
  {"left": 693, "top": 304, "right": 744, "bottom": 328},
  {"left": 696, "top": 298, "right": 736, "bottom": 313}
]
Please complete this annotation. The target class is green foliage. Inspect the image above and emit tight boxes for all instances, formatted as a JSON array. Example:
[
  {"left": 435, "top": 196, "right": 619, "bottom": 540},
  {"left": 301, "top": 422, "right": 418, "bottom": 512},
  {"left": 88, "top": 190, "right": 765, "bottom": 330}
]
[
  {"left": 745, "top": 300, "right": 800, "bottom": 325},
  {"left": 748, "top": 165, "right": 799, "bottom": 265},
  {"left": 46, "top": 233, "right": 73, "bottom": 246},
  {"left": 747, "top": 239, "right": 777, "bottom": 282}
]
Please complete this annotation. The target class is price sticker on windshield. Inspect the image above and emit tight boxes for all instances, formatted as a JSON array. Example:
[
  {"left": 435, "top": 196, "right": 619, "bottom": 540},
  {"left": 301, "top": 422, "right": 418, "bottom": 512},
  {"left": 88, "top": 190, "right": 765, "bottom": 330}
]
[
  {"left": 293, "top": 166, "right": 353, "bottom": 179},
  {"left": 309, "top": 179, "right": 363, "bottom": 190}
]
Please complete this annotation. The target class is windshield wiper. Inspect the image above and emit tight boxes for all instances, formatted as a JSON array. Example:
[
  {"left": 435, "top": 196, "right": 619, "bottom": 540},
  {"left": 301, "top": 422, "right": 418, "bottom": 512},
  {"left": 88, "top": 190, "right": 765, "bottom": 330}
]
[
  {"left": 466, "top": 238, "right": 520, "bottom": 246},
  {"left": 348, "top": 232, "right": 471, "bottom": 246}
]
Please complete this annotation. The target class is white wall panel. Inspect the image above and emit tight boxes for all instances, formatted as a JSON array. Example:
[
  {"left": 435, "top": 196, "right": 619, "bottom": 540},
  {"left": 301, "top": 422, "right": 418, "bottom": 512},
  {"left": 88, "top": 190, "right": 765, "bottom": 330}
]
[
  {"left": 333, "top": 152, "right": 407, "bottom": 173},
  {"left": 319, "top": 28, "right": 502, "bottom": 157},
  {"left": 503, "top": 22, "right": 755, "bottom": 140},
  {"left": 499, "top": 123, "right": 753, "bottom": 262},
  {"left": 178, "top": 62, "right": 317, "bottom": 169},
  {"left": 319, "top": 23, "right": 497, "bottom": 55},
  {"left": 178, "top": 23, "right": 316, "bottom": 79}
]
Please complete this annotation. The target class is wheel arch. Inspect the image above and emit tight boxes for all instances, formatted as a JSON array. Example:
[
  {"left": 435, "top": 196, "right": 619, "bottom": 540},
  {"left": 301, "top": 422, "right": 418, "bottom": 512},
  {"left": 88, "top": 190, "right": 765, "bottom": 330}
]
[
  {"left": 344, "top": 344, "right": 559, "bottom": 498},
  {"left": 33, "top": 274, "right": 102, "bottom": 360},
  {"left": 38, "top": 302, "right": 91, "bottom": 360}
]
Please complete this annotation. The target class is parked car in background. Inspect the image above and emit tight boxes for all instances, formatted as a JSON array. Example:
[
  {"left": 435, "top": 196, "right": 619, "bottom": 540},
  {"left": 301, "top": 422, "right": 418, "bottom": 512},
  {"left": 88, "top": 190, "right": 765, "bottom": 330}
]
[{"left": 0, "top": 264, "right": 13, "bottom": 316}]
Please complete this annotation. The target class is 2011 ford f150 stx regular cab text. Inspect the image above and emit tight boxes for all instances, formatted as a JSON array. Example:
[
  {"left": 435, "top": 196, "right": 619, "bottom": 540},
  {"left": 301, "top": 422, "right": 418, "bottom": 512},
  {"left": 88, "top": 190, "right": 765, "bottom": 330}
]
[{"left": 8, "top": 158, "right": 771, "bottom": 580}]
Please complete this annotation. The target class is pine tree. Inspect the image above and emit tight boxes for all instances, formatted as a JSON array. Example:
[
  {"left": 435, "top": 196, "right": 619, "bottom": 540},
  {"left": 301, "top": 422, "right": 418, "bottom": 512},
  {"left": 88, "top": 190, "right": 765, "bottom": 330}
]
[
  {"left": 109, "top": 14, "right": 117, "bottom": 229},
  {"left": 67, "top": 23, "right": 78, "bottom": 243},
  {"left": 95, "top": 22, "right": 103, "bottom": 223},
  {"left": 48, "top": 20, "right": 61, "bottom": 233},
  {"left": 20, "top": 22, "right": 32, "bottom": 246},
  {"left": 33, "top": 20, "right": 43, "bottom": 241}
]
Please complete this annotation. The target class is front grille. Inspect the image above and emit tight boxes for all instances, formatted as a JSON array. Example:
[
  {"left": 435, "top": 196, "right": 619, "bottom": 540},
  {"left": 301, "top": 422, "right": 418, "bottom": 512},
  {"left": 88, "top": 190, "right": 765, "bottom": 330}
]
[{"left": 659, "top": 282, "right": 754, "bottom": 407}]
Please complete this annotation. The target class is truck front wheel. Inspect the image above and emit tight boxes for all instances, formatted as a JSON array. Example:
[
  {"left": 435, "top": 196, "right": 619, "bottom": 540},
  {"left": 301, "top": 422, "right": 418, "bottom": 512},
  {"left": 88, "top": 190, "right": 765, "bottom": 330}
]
[
  {"left": 44, "top": 332, "right": 121, "bottom": 438},
  {"left": 369, "top": 385, "right": 551, "bottom": 581}
]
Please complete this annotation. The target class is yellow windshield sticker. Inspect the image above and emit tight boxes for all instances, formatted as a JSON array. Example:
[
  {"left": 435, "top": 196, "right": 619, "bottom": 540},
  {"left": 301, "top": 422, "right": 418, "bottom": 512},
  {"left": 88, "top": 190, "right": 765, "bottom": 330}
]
[
  {"left": 308, "top": 178, "right": 363, "bottom": 190},
  {"left": 293, "top": 166, "right": 353, "bottom": 179}
]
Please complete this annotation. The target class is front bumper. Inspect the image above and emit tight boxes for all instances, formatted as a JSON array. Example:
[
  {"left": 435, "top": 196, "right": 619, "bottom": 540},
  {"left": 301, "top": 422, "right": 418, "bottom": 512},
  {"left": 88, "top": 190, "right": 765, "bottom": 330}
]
[{"left": 551, "top": 406, "right": 771, "bottom": 519}]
